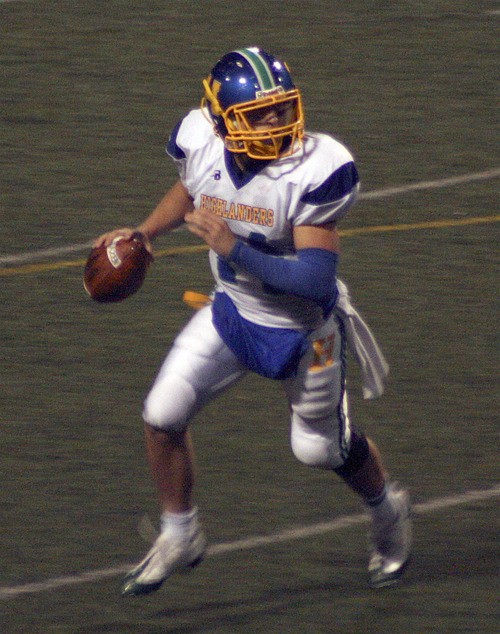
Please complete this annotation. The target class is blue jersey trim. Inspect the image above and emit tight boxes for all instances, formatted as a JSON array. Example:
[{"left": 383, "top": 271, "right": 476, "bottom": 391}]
[
  {"left": 166, "top": 120, "right": 186, "bottom": 160},
  {"left": 300, "top": 161, "right": 359, "bottom": 205},
  {"left": 224, "top": 150, "right": 271, "bottom": 189}
]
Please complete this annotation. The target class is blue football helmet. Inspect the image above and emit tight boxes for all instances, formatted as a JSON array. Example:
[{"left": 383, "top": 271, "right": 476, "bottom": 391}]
[{"left": 202, "top": 47, "right": 304, "bottom": 160}]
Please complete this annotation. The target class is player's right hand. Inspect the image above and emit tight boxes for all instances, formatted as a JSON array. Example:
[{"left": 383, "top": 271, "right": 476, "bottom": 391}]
[{"left": 184, "top": 208, "right": 237, "bottom": 257}]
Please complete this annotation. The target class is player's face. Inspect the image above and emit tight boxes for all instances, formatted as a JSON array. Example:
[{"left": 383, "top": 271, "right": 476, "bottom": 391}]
[
  {"left": 245, "top": 101, "right": 295, "bottom": 131},
  {"left": 218, "top": 92, "right": 303, "bottom": 161}
]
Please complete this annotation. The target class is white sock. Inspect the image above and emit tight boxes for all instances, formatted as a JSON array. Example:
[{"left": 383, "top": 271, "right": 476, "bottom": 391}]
[
  {"left": 366, "top": 484, "right": 398, "bottom": 524},
  {"left": 160, "top": 507, "right": 198, "bottom": 539}
]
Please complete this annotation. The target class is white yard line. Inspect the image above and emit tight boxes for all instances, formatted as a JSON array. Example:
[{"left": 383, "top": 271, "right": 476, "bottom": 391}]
[
  {"left": 357, "top": 167, "right": 500, "bottom": 200},
  {"left": 0, "top": 484, "right": 498, "bottom": 599},
  {"left": 0, "top": 242, "right": 94, "bottom": 265}
]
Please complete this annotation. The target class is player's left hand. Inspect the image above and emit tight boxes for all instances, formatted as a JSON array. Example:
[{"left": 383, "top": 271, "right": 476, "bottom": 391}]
[{"left": 185, "top": 208, "right": 237, "bottom": 257}]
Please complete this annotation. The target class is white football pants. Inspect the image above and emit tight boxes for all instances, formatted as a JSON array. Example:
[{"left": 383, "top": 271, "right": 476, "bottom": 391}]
[{"left": 143, "top": 304, "right": 351, "bottom": 470}]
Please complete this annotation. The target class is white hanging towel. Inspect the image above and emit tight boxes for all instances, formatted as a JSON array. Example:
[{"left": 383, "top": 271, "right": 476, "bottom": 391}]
[{"left": 335, "top": 279, "right": 390, "bottom": 399}]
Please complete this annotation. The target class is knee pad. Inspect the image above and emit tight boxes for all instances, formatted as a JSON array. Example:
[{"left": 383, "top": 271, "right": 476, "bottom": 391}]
[
  {"left": 291, "top": 429, "right": 331, "bottom": 469},
  {"left": 143, "top": 374, "right": 198, "bottom": 432},
  {"left": 290, "top": 414, "right": 347, "bottom": 470},
  {"left": 333, "top": 427, "right": 369, "bottom": 478}
]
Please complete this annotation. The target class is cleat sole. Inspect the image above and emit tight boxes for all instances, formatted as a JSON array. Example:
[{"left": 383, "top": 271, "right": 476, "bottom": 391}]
[{"left": 369, "top": 556, "right": 411, "bottom": 589}]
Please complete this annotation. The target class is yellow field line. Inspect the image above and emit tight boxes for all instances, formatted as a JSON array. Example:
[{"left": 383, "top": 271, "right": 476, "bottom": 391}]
[
  {"left": 339, "top": 214, "right": 500, "bottom": 236},
  {"left": 154, "top": 244, "right": 213, "bottom": 257},
  {"left": 1, "top": 215, "right": 498, "bottom": 277},
  {"left": 0, "top": 258, "right": 88, "bottom": 276},
  {"left": 0, "top": 245, "right": 212, "bottom": 276}
]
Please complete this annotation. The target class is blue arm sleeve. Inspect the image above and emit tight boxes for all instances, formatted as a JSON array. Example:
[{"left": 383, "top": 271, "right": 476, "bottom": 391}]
[{"left": 227, "top": 241, "right": 338, "bottom": 312}]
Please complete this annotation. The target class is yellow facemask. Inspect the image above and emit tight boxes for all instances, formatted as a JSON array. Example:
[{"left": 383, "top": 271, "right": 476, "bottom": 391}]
[{"left": 202, "top": 78, "right": 304, "bottom": 160}]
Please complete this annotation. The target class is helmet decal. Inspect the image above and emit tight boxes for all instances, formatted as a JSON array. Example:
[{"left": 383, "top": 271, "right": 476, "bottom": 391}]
[
  {"left": 254, "top": 86, "right": 285, "bottom": 99},
  {"left": 208, "top": 78, "right": 223, "bottom": 115}
]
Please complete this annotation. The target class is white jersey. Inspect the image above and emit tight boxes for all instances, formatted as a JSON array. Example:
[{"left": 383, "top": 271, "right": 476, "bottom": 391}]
[{"left": 168, "top": 108, "right": 359, "bottom": 331}]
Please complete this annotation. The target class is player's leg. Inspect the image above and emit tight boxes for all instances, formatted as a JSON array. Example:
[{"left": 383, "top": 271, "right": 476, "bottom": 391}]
[
  {"left": 144, "top": 425, "right": 195, "bottom": 513},
  {"left": 283, "top": 313, "right": 411, "bottom": 587},
  {"left": 332, "top": 430, "right": 412, "bottom": 588},
  {"left": 122, "top": 304, "right": 246, "bottom": 596}
]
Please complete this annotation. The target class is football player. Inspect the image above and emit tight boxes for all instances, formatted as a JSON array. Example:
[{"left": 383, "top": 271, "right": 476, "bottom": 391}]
[{"left": 95, "top": 47, "right": 411, "bottom": 595}]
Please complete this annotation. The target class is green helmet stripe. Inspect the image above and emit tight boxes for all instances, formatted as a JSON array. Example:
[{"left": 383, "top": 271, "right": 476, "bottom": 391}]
[{"left": 235, "top": 48, "right": 276, "bottom": 91}]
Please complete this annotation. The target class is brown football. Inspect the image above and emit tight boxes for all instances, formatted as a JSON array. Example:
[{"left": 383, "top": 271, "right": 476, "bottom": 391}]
[{"left": 83, "top": 233, "right": 153, "bottom": 303}]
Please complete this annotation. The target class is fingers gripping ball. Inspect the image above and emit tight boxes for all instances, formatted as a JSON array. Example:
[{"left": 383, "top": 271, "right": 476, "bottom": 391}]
[{"left": 83, "top": 233, "right": 153, "bottom": 303}]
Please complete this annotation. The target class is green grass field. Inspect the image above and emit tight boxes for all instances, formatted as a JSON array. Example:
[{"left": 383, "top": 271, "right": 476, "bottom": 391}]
[{"left": 0, "top": 1, "right": 498, "bottom": 632}]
